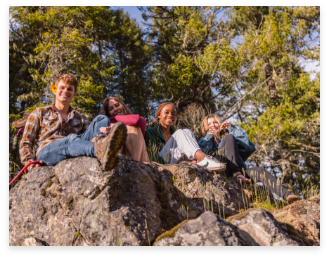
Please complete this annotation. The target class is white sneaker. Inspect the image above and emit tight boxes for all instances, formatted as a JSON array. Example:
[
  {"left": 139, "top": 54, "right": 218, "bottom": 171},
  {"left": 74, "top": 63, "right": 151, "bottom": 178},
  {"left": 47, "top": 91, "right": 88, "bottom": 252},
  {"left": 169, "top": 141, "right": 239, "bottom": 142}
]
[{"left": 197, "top": 155, "right": 226, "bottom": 172}]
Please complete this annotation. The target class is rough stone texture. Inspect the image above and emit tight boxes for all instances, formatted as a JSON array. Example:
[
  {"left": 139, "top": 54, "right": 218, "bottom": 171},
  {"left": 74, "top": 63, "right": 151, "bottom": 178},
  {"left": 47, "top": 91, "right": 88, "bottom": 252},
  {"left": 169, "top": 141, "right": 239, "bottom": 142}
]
[
  {"left": 154, "top": 212, "right": 241, "bottom": 246},
  {"left": 273, "top": 196, "right": 320, "bottom": 246},
  {"left": 150, "top": 161, "right": 246, "bottom": 226},
  {"left": 9, "top": 156, "right": 244, "bottom": 246},
  {"left": 226, "top": 208, "right": 299, "bottom": 246},
  {"left": 14, "top": 237, "right": 48, "bottom": 246},
  {"left": 308, "top": 194, "right": 320, "bottom": 205}
]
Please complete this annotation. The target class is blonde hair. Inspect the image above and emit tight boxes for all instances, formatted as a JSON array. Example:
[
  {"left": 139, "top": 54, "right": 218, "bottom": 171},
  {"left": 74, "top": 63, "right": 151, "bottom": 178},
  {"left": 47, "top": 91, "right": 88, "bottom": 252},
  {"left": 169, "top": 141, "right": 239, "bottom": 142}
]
[
  {"left": 55, "top": 74, "right": 78, "bottom": 92},
  {"left": 100, "top": 96, "right": 132, "bottom": 117},
  {"left": 201, "top": 114, "right": 221, "bottom": 136}
]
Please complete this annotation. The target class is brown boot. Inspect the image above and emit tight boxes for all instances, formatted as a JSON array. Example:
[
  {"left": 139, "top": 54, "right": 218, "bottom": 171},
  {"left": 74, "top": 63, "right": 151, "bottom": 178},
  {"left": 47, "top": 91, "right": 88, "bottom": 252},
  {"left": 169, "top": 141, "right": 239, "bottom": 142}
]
[
  {"left": 94, "top": 122, "right": 127, "bottom": 171},
  {"left": 12, "top": 112, "right": 32, "bottom": 129},
  {"left": 287, "top": 194, "right": 301, "bottom": 205}
]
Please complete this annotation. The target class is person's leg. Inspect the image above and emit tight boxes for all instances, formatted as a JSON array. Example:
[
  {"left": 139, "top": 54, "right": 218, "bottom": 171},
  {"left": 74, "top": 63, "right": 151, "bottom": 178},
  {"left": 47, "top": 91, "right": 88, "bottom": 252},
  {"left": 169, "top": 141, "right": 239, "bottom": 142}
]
[
  {"left": 122, "top": 126, "right": 150, "bottom": 162},
  {"left": 244, "top": 167, "right": 291, "bottom": 199},
  {"left": 37, "top": 134, "right": 95, "bottom": 166},
  {"left": 78, "top": 115, "right": 111, "bottom": 142},
  {"left": 217, "top": 134, "right": 242, "bottom": 177},
  {"left": 159, "top": 129, "right": 202, "bottom": 164}
]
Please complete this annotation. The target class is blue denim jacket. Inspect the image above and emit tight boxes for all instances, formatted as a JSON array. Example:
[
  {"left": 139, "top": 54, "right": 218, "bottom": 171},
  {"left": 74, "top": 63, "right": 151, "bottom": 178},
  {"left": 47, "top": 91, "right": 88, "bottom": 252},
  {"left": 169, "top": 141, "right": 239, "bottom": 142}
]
[{"left": 198, "top": 125, "right": 256, "bottom": 171}]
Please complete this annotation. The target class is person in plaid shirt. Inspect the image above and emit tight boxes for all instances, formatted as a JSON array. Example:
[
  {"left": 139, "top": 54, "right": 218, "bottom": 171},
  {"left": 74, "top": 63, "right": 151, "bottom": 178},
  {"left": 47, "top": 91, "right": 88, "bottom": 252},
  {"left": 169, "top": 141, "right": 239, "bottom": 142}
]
[{"left": 20, "top": 74, "right": 127, "bottom": 171}]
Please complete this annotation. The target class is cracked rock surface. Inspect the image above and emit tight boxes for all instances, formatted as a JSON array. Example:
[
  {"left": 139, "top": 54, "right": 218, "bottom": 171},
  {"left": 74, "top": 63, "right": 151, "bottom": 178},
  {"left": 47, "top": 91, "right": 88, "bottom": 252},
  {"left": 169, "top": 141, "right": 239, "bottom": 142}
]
[
  {"left": 9, "top": 156, "right": 319, "bottom": 246},
  {"left": 154, "top": 211, "right": 241, "bottom": 246},
  {"left": 9, "top": 156, "right": 244, "bottom": 246}
]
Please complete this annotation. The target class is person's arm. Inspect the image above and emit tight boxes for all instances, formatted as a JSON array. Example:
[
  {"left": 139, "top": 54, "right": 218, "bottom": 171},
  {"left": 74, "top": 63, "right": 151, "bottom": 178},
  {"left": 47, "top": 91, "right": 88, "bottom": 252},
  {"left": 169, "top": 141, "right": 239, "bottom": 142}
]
[
  {"left": 19, "top": 110, "right": 40, "bottom": 166},
  {"left": 137, "top": 117, "right": 146, "bottom": 136}
]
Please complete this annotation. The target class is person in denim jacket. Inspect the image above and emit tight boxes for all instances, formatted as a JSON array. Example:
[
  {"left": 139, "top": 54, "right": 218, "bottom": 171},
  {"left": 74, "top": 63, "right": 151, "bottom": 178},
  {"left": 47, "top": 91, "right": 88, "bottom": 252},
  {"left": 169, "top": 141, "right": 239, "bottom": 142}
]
[{"left": 198, "top": 114, "right": 300, "bottom": 204}]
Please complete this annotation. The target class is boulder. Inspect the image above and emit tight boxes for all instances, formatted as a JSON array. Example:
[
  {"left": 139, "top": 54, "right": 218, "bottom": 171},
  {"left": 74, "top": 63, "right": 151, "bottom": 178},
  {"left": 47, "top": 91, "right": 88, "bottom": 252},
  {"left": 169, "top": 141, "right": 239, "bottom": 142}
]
[
  {"left": 272, "top": 196, "right": 320, "bottom": 246},
  {"left": 226, "top": 208, "right": 299, "bottom": 246},
  {"left": 9, "top": 156, "right": 245, "bottom": 246},
  {"left": 154, "top": 211, "right": 241, "bottom": 246}
]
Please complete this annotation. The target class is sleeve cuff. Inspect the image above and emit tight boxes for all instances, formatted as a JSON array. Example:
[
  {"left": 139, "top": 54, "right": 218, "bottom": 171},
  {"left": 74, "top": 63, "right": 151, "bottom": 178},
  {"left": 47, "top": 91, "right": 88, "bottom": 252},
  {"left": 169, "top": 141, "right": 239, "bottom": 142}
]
[{"left": 204, "top": 132, "right": 214, "bottom": 141}]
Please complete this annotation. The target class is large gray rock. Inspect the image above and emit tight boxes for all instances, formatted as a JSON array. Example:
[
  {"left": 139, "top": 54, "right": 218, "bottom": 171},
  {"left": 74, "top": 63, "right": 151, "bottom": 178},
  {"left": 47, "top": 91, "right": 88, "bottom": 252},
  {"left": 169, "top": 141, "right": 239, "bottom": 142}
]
[
  {"left": 226, "top": 208, "right": 299, "bottom": 246},
  {"left": 273, "top": 196, "right": 320, "bottom": 246},
  {"left": 9, "top": 156, "right": 245, "bottom": 246},
  {"left": 154, "top": 212, "right": 241, "bottom": 246}
]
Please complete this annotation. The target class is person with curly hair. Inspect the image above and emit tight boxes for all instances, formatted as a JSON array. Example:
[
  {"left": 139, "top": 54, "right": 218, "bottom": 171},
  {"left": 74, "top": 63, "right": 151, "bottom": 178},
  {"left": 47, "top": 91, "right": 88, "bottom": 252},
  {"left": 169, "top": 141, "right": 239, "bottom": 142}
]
[{"left": 144, "top": 102, "right": 225, "bottom": 171}]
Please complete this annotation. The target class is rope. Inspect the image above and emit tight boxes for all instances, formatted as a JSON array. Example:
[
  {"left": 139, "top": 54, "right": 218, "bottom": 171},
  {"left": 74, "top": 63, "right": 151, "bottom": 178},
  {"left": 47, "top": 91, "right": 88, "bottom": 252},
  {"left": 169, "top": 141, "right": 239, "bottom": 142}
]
[{"left": 9, "top": 160, "right": 43, "bottom": 187}]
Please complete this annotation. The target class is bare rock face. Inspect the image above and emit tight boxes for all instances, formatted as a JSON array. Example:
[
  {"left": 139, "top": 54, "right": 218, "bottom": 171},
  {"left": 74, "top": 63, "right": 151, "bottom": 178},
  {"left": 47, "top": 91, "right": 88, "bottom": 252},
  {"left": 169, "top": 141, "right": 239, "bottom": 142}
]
[
  {"left": 9, "top": 156, "right": 244, "bottom": 246},
  {"left": 273, "top": 196, "right": 320, "bottom": 246},
  {"left": 226, "top": 208, "right": 299, "bottom": 246},
  {"left": 154, "top": 212, "right": 241, "bottom": 246}
]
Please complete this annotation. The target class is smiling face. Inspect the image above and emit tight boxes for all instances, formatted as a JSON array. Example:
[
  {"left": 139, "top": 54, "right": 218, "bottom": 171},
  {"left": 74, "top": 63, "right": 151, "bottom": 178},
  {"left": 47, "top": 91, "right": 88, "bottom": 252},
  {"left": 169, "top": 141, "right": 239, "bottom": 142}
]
[
  {"left": 159, "top": 104, "right": 177, "bottom": 126},
  {"left": 108, "top": 99, "right": 125, "bottom": 117},
  {"left": 208, "top": 117, "right": 220, "bottom": 134},
  {"left": 55, "top": 80, "right": 76, "bottom": 104}
]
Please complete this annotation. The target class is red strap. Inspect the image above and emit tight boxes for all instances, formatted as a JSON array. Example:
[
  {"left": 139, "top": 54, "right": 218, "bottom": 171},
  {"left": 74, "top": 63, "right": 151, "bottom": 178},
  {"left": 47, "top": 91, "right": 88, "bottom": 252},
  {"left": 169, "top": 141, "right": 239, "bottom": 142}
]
[
  {"left": 9, "top": 160, "right": 43, "bottom": 187},
  {"left": 17, "top": 127, "right": 25, "bottom": 136}
]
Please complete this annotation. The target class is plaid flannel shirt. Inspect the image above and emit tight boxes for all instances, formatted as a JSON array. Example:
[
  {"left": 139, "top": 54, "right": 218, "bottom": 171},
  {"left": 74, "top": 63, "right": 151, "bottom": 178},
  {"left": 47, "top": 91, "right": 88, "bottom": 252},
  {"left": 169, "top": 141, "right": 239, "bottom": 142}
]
[{"left": 19, "top": 104, "right": 90, "bottom": 165}]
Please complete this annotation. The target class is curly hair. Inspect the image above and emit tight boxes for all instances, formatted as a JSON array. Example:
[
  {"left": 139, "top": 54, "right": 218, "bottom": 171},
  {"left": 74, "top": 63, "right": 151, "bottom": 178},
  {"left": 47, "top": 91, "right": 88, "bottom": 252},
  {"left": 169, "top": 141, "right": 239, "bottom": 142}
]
[{"left": 100, "top": 96, "right": 132, "bottom": 117}]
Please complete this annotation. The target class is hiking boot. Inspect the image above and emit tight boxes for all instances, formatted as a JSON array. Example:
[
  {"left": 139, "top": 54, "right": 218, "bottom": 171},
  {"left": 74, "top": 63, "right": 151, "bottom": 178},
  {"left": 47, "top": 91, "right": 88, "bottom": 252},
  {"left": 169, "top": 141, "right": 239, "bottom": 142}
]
[
  {"left": 287, "top": 194, "right": 301, "bottom": 204},
  {"left": 94, "top": 122, "right": 127, "bottom": 171},
  {"left": 196, "top": 155, "right": 226, "bottom": 172},
  {"left": 12, "top": 112, "right": 32, "bottom": 129}
]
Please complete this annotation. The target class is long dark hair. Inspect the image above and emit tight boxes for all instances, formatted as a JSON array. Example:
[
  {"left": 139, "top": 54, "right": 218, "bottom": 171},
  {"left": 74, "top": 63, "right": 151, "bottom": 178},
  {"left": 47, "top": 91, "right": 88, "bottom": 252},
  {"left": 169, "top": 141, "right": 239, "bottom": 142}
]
[{"left": 100, "top": 96, "right": 132, "bottom": 117}]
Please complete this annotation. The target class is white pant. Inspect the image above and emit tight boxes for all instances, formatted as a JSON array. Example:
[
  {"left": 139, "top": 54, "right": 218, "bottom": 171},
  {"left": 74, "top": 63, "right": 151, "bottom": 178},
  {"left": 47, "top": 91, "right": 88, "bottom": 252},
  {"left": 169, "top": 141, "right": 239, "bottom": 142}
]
[{"left": 159, "top": 129, "right": 200, "bottom": 164}]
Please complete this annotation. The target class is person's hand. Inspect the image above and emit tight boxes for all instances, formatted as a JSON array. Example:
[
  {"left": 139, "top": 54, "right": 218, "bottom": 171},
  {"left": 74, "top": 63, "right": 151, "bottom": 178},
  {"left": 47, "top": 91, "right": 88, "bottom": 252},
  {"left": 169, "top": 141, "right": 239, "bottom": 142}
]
[
  {"left": 219, "top": 122, "right": 231, "bottom": 132},
  {"left": 208, "top": 128, "right": 217, "bottom": 136},
  {"left": 99, "top": 125, "right": 113, "bottom": 134},
  {"left": 27, "top": 160, "right": 43, "bottom": 172}
]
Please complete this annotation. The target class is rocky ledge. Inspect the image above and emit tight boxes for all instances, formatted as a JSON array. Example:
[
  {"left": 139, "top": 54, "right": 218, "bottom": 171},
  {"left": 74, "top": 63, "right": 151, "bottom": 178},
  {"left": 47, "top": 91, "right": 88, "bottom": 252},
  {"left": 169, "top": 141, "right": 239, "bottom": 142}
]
[{"left": 9, "top": 156, "right": 320, "bottom": 246}]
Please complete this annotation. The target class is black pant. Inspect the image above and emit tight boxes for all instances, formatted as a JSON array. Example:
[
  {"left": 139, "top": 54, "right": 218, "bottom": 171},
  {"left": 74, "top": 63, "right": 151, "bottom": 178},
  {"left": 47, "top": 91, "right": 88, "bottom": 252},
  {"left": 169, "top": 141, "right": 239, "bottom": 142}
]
[{"left": 217, "top": 134, "right": 291, "bottom": 199}]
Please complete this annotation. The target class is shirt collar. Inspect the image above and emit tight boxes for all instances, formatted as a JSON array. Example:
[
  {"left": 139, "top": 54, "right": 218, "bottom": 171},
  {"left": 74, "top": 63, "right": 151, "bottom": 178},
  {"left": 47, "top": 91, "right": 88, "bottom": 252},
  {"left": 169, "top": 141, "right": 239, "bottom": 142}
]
[
  {"left": 50, "top": 103, "right": 75, "bottom": 118},
  {"left": 155, "top": 122, "right": 175, "bottom": 141}
]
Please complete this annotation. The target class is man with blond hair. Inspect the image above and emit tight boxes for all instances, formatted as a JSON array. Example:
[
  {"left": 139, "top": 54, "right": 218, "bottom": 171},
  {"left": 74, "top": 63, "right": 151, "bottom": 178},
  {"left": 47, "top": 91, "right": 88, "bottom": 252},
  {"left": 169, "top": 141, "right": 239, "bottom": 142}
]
[{"left": 20, "top": 73, "right": 127, "bottom": 171}]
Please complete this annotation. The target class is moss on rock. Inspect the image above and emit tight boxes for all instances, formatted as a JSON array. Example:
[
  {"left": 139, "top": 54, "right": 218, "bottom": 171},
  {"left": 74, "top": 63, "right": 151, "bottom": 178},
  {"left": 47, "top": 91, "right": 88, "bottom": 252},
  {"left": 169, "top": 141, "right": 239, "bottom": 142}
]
[{"left": 153, "top": 220, "right": 188, "bottom": 244}]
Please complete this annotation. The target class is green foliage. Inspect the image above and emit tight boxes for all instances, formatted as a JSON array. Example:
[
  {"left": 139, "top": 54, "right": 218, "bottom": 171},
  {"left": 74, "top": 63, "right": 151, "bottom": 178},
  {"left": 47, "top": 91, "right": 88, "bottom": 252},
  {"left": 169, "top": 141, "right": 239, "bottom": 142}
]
[{"left": 9, "top": 6, "right": 320, "bottom": 193}]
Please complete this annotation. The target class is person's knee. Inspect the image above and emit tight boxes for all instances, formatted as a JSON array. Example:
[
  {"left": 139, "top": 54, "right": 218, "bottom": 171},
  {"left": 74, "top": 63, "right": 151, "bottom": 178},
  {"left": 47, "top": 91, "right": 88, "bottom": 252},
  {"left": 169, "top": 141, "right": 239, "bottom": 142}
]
[
  {"left": 223, "top": 134, "right": 236, "bottom": 143},
  {"left": 182, "top": 128, "right": 193, "bottom": 134},
  {"left": 126, "top": 125, "right": 140, "bottom": 134},
  {"left": 173, "top": 129, "right": 185, "bottom": 138}
]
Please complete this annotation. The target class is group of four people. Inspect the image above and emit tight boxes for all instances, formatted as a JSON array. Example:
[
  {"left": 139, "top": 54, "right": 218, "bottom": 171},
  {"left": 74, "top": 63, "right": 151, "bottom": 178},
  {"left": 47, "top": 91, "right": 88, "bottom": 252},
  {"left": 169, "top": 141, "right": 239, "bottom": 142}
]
[{"left": 18, "top": 73, "right": 299, "bottom": 203}]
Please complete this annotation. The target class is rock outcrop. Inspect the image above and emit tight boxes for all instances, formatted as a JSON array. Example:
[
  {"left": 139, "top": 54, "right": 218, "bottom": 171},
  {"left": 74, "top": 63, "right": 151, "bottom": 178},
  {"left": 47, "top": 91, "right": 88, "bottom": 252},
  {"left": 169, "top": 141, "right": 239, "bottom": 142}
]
[
  {"left": 154, "top": 212, "right": 241, "bottom": 246},
  {"left": 272, "top": 195, "right": 320, "bottom": 246},
  {"left": 226, "top": 208, "right": 299, "bottom": 246},
  {"left": 9, "top": 156, "right": 245, "bottom": 246},
  {"left": 9, "top": 156, "right": 320, "bottom": 246}
]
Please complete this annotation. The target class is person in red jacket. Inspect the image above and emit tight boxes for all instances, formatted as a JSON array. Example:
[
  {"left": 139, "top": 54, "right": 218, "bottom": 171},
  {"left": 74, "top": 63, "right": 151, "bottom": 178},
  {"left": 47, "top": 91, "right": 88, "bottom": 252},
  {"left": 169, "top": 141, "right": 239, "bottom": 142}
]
[{"left": 98, "top": 96, "right": 150, "bottom": 162}]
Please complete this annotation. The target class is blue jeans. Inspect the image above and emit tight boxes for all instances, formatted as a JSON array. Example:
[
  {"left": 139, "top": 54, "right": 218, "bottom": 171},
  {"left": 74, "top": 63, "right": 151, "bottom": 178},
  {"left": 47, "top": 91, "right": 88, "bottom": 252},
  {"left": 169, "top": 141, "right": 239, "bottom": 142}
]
[{"left": 37, "top": 115, "right": 110, "bottom": 166}]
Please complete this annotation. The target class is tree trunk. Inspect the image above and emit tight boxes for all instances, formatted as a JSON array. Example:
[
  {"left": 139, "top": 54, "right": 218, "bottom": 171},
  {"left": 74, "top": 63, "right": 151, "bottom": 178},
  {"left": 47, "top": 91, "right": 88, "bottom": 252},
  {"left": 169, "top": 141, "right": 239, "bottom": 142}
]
[
  {"left": 264, "top": 57, "right": 279, "bottom": 101},
  {"left": 9, "top": 134, "right": 18, "bottom": 182},
  {"left": 279, "top": 140, "right": 293, "bottom": 183}
]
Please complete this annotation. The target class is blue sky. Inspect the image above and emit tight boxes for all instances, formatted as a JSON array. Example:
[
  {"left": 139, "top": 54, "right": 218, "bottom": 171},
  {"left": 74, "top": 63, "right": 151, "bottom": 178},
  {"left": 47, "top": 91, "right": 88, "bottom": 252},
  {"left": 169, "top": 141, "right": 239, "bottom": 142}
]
[{"left": 117, "top": 6, "right": 143, "bottom": 22}]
